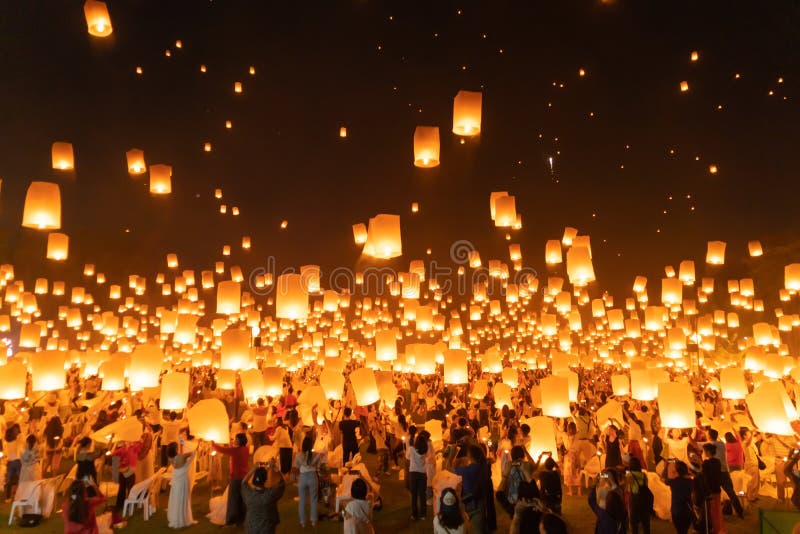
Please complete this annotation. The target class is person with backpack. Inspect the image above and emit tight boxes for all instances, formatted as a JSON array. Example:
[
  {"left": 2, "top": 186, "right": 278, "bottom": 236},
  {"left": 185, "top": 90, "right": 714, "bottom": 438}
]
[
  {"left": 588, "top": 468, "right": 627, "bottom": 534},
  {"left": 626, "top": 457, "right": 653, "bottom": 534},
  {"left": 496, "top": 445, "right": 533, "bottom": 517}
]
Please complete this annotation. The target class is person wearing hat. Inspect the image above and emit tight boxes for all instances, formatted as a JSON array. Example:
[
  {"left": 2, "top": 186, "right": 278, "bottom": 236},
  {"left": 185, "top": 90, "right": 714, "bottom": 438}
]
[{"left": 434, "top": 487, "right": 469, "bottom": 534}]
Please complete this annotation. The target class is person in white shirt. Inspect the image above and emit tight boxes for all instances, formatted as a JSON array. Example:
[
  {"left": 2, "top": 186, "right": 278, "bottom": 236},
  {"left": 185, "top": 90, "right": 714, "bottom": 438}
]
[
  {"left": 294, "top": 436, "right": 321, "bottom": 527},
  {"left": 3, "top": 424, "right": 24, "bottom": 501}
]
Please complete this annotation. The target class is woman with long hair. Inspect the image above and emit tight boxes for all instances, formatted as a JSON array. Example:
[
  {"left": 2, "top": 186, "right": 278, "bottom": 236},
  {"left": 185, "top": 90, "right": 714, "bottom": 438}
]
[
  {"left": 407, "top": 432, "right": 429, "bottom": 520},
  {"left": 166, "top": 442, "right": 196, "bottom": 528},
  {"left": 62, "top": 479, "right": 105, "bottom": 534},
  {"left": 4, "top": 424, "right": 24, "bottom": 500},
  {"left": 434, "top": 487, "right": 469, "bottom": 534},
  {"left": 293, "top": 436, "right": 321, "bottom": 527},
  {"left": 20, "top": 434, "right": 41, "bottom": 482}
]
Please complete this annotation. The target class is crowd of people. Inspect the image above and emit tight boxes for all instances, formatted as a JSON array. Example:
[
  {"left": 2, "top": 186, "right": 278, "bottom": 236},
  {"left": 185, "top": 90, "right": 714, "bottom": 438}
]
[{"left": 1, "top": 363, "right": 799, "bottom": 534}]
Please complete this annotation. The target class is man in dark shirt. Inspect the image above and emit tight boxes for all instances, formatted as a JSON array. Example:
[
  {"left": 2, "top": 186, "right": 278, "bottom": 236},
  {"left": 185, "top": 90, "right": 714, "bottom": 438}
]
[
  {"left": 339, "top": 407, "right": 361, "bottom": 462},
  {"left": 702, "top": 443, "right": 724, "bottom": 534},
  {"left": 451, "top": 417, "right": 473, "bottom": 444}
]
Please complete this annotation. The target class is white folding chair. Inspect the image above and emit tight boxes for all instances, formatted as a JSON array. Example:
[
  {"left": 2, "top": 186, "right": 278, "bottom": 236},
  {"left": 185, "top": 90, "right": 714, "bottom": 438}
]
[
  {"left": 580, "top": 455, "right": 602, "bottom": 488},
  {"left": 9, "top": 480, "right": 43, "bottom": 525},
  {"left": 122, "top": 475, "right": 155, "bottom": 520}
]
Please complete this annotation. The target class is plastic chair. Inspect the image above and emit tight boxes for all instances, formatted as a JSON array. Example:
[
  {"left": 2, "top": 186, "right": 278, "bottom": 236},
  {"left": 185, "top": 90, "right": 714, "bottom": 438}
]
[
  {"left": 580, "top": 455, "right": 602, "bottom": 488},
  {"left": 9, "top": 480, "right": 43, "bottom": 525},
  {"left": 122, "top": 470, "right": 163, "bottom": 521}
]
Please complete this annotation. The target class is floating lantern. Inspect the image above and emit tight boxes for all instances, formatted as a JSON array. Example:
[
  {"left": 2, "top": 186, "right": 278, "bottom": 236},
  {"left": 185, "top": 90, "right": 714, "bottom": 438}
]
[
  {"left": 630, "top": 369, "right": 657, "bottom": 401},
  {"left": 720, "top": 367, "right": 747, "bottom": 399},
  {"left": 566, "top": 245, "right": 595, "bottom": 286},
  {"left": 748, "top": 241, "right": 763, "bottom": 257},
  {"left": 611, "top": 374, "right": 630, "bottom": 396},
  {"left": 30, "top": 350, "right": 66, "bottom": 392},
  {"left": 129, "top": 344, "right": 163, "bottom": 390},
  {"left": 452, "top": 90, "right": 482, "bottom": 136},
  {"left": 216, "top": 281, "right": 241, "bottom": 314},
  {"left": 149, "top": 164, "right": 172, "bottom": 195},
  {"left": 19, "top": 323, "right": 42, "bottom": 348},
  {"left": 494, "top": 382, "right": 513, "bottom": 408},
  {"left": 160, "top": 372, "right": 190, "bottom": 411},
  {"left": 502, "top": 367, "right": 518, "bottom": 388},
  {"left": 51, "top": 142, "right": 74, "bottom": 170},
  {"left": 47, "top": 232, "right": 69, "bottom": 261},
  {"left": 275, "top": 274, "right": 309, "bottom": 320},
  {"left": 413, "top": 126, "right": 440, "bottom": 167},
  {"left": 234, "top": 82, "right": 242, "bottom": 93},
  {"left": 706, "top": 241, "right": 726, "bottom": 265},
  {"left": 363, "top": 214, "right": 402, "bottom": 259},
  {"left": 220, "top": 328, "right": 252, "bottom": 370},
  {"left": 545, "top": 240, "right": 562, "bottom": 264},
  {"left": 126, "top": 148, "right": 146, "bottom": 174},
  {"left": 680, "top": 81, "right": 689, "bottom": 92},
  {"left": 375, "top": 329, "right": 397, "bottom": 361},
  {"left": 352, "top": 223, "right": 368, "bottom": 245},
  {"left": 658, "top": 382, "right": 695, "bottom": 428},
  {"left": 0, "top": 361, "right": 27, "bottom": 399},
  {"left": 22, "top": 181, "right": 61, "bottom": 230},
  {"left": 493, "top": 195, "right": 517, "bottom": 228},
  {"left": 526, "top": 416, "right": 557, "bottom": 458},
  {"left": 350, "top": 367, "right": 380, "bottom": 406},
  {"left": 785, "top": 264, "right": 800, "bottom": 291},
  {"left": 187, "top": 399, "right": 230, "bottom": 442},
  {"left": 240, "top": 369, "right": 265, "bottom": 402},
  {"left": 746, "top": 381, "right": 798, "bottom": 435},
  {"left": 339, "top": 127, "right": 347, "bottom": 138},
  {"left": 84, "top": 0, "right": 112, "bottom": 37},
  {"left": 444, "top": 349, "right": 468, "bottom": 384},
  {"left": 300, "top": 265, "right": 321, "bottom": 293},
  {"left": 540, "top": 375, "right": 570, "bottom": 418},
  {"left": 690, "top": 51, "right": 699, "bottom": 62}
]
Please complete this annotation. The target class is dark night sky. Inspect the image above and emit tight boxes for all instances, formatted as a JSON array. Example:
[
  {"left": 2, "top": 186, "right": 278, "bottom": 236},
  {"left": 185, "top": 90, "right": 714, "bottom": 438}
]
[{"left": 0, "top": 0, "right": 799, "bottom": 300}]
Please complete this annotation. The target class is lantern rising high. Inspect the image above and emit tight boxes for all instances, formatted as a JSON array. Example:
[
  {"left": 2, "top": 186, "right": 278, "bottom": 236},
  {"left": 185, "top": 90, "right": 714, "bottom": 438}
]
[
  {"left": 51, "top": 142, "right": 74, "bottom": 170},
  {"left": 363, "top": 214, "right": 402, "bottom": 259},
  {"left": 84, "top": 0, "right": 113, "bottom": 37},
  {"left": 126, "top": 148, "right": 146, "bottom": 175},
  {"left": 149, "top": 164, "right": 172, "bottom": 195},
  {"left": 452, "top": 90, "right": 482, "bottom": 136},
  {"left": 22, "top": 181, "right": 61, "bottom": 230},
  {"left": 413, "top": 126, "right": 440, "bottom": 168}
]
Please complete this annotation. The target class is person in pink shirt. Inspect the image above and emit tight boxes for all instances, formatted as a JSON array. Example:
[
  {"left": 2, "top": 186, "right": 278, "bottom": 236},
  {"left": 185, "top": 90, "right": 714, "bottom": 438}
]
[
  {"left": 212, "top": 433, "right": 250, "bottom": 526},
  {"left": 110, "top": 438, "right": 143, "bottom": 527},
  {"left": 725, "top": 431, "right": 745, "bottom": 471}
]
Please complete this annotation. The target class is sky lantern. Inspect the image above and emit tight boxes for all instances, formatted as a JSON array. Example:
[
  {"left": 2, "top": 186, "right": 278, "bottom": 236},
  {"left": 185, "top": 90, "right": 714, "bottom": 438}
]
[
  {"left": 216, "top": 280, "right": 241, "bottom": 315},
  {"left": 502, "top": 367, "right": 518, "bottom": 388},
  {"left": 174, "top": 315, "right": 198, "bottom": 345},
  {"left": 275, "top": 273, "right": 309, "bottom": 320},
  {"left": 220, "top": 328, "right": 252, "bottom": 370},
  {"left": 363, "top": 214, "right": 402, "bottom": 259},
  {"left": 566, "top": 245, "right": 595, "bottom": 286},
  {"left": 149, "top": 164, "right": 172, "bottom": 195},
  {"left": 300, "top": 265, "right": 321, "bottom": 293},
  {"left": 376, "top": 329, "right": 398, "bottom": 361},
  {"left": 30, "top": 350, "right": 66, "bottom": 392},
  {"left": 494, "top": 382, "right": 513, "bottom": 408},
  {"left": 126, "top": 148, "right": 146, "bottom": 174},
  {"left": 525, "top": 416, "right": 557, "bottom": 458},
  {"left": 706, "top": 241, "right": 726, "bottom": 265},
  {"left": 444, "top": 349, "right": 468, "bottom": 384},
  {"left": 0, "top": 361, "right": 27, "bottom": 400},
  {"left": 234, "top": 81, "right": 243, "bottom": 93},
  {"left": 680, "top": 80, "right": 689, "bottom": 92},
  {"left": 22, "top": 181, "right": 61, "bottom": 230},
  {"left": 658, "top": 382, "right": 695, "bottom": 428},
  {"left": 720, "top": 367, "right": 747, "bottom": 399},
  {"left": 350, "top": 367, "right": 380, "bottom": 406},
  {"left": 160, "top": 372, "right": 190, "bottom": 410},
  {"left": 785, "top": 264, "right": 800, "bottom": 291},
  {"left": 99, "top": 358, "right": 126, "bottom": 390},
  {"left": 746, "top": 381, "right": 798, "bottom": 435},
  {"left": 188, "top": 399, "right": 229, "bottom": 442},
  {"left": 545, "top": 240, "right": 562, "bottom": 264},
  {"left": 452, "top": 90, "right": 482, "bottom": 136},
  {"left": 752, "top": 322, "right": 776, "bottom": 346},
  {"left": 51, "top": 142, "right": 74, "bottom": 170},
  {"left": 413, "top": 126, "right": 440, "bottom": 167},
  {"left": 611, "top": 374, "right": 630, "bottom": 396},
  {"left": 320, "top": 368, "right": 344, "bottom": 399},
  {"left": 83, "top": 0, "right": 112, "bottom": 37},
  {"left": 240, "top": 368, "right": 265, "bottom": 402},
  {"left": 129, "top": 344, "right": 164, "bottom": 390},
  {"left": 352, "top": 223, "right": 368, "bottom": 245},
  {"left": 540, "top": 375, "right": 570, "bottom": 418},
  {"left": 45, "top": 232, "right": 68, "bottom": 261},
  {"left": 748, "top": 240, "right": 763, "bottom": 257},
  {"left": 630, "top": 368, "right": 657, "bottom": 401},
  {"left": 19, "top": 323, "right": 42, "bottom": 348},
  {"left": 493, "top": 195, "right": 517, "bottom": 227},
  {"left": 690, "top": 50, "right": 699, "bottom": 61},
  {"left": 261, "top": 367, "right": 283, "bottom": 397}
]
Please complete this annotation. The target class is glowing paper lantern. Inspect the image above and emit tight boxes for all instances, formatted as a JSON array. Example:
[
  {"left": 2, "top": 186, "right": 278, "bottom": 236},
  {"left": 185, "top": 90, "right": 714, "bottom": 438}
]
[
  {"left": 216, "top": 281, "right": 241, "bottom": 314},
  {"left": 502, "top": 367, "right": 518, "bottom": 389},
  {"left": 46, "top": 233, "right": 69, "bottom": 261},
  {"left": 99, "top": 358, "right": 126, "bottom": 391},
  {"left": 352, "top": 223, "right": 368, "bottom": 245},
  {"left": 494, "top": 195, "right": 517, "bottom": 228},
  {"left": 84, "top": 0, "right": 113, "bottom": 37},
  {"left": 30, "top": 351, "right": 66, "bottom": 392},
  {"left": 240, "top": 369, "right": 265, "bottom": 402},
  {"left": 631, "top": 369, "right": 657, "bottom": 401},
  {"left": 413, "top": 126, "right": 440, "bottom": 167},
  {"left": 785, "top": 264, "right": 800, "bottom": 292},
  {"left": 545, "top": 240, "right": 562, "bottom": 264},
  {"left": 363, "top": 214, "right": 402, "bottom": 259},
  {"left": 187, "top": 399, "right": 230, "bottom": 442},
  {"left": 275, "top": 274, "right": 309, "bottom": 320},
  {"left": 720, "top": 367, "right": 747, "bottom": 399},
  {"left": 22, "top": 181, "right": 61, "bottom": 230},
  {"left": 566, "top": 245, "right": 595, "bottom": 286},
  {"left": 126, "top": 148, "right": 146, "bottom": 174},
  {"left": 129, "top": 344, "right": 164, "bottom": 390},
  {"left": 220, "top": 328, "right": 252, "bottom": 370},
  {"left": 540, "top": 375, "right": 570, "bottom": 418},
  {"left": 375, "top": 330, "right": 397, "bottom": 361},
  {"left": 320, "top": 367, "right": 344, "bottom": 399},
  {"left": 350, "top": 367, "right": 380, "bottom": 406},
  {"left": 300, "top": 265, "right": 321, "bottom": 293},
  {"left": 443, "top": 349, "right": 468, "bottom": 385},
  {"left": 51, "top": 142, "right": 74, "bottom": 170},
  {"left": 525, "top": 416, "right": 557, "bottom": 458},
  {"left": 160, "top": 372, "right": 190, "bottom": 411},
  {"left": 746, "top": 381, "right": 798, "bottom": 435},
  {"left": 494, "top": 382, "right": 513, "bottom": 408},
  {"left": 262, "top": 367, "right": 284, "bottom": 397},
  {"left": 0, "top": 361, "right": 27, "bottom": 399},
  {"left": 215, "top": 369, "right": 236, "bottom": 390},
  {"left": 706, "top": 241, "right": 726, "bottom": 265},
  {"left": 748, "top": 241, "right": 763, "bottom": 257},
  {"left": 658, "top": 382, "right": 695, "bottom": 428},
  {"left": 611, "top": 374, "right": 630, "bottom": 396},
  {"left": 149, "top": 164, "right": 172, "bottom": 195},
  {"left": 452, "top": 90, "right": 482, "bottom": 136}
]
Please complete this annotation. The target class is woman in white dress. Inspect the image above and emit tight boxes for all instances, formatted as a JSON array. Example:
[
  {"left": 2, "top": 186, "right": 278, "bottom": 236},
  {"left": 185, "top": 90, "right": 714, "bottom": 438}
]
[{"left": 166, "top": 442, "right": 196, "bottom": 529}]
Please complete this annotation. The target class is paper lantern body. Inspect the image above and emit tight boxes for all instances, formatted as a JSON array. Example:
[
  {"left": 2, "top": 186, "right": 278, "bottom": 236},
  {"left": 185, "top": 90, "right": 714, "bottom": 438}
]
[
  {"left": 413, "top": 126, "right": 440, "bottom": 168},
  {"left": 545, "top": 240, "right": 562, "bottom": 264},
  {"left": 630, "top": 369, "right": 657, "bottom": 401},
  {"left": 746, "top": 381, "right": 798, "bottom": 435},
  {"left": 149, "top": 164, "right": 172, "bottom": 194},
  {"left": 525, "top": 416, "right": 557, "bottom": 458},
  {"left": 215, "top": 369, "right": 236, "bottom": 390},
  {"left": 84, "top": 0, "right": 112, "bottom": 36},
  {"left": 0, "top": 361, "right": 28, "bottom": 399},
  {"left": 51, "top": 142, "right": 74, "bottom": 170},
  {"left": 658, "top": 382, "right": 695, "bottom": 429},
  {"left": 240, "top": 369, "right": 265, "bottom": 402},
  {"left": 363, "top": 214, "right": 402, "bottom": 259},
  {"left": 30, "top": 350, "right": 66, "bottom": 392},
  {"left": 720, "top": 367, "right": 748, "bottom": 399},
  {"left": 352, "top": 223, "right": 368, "bottom": 245},
  {"left": 443, "top": 349, "right": 468, "bottom": 384},
  {"left": 540, "top": 375, "right": 570, "bottom": 418},
  {"left": 785, "top": 264, "right": 800, "bottom": 291},
  {"left": 126, "top": 148, "right": 146, "bottom": 174},
  {"left": 100, "top": 357, "right": 127, "bottom": 390},
  {"left": 262, "top": 367, "right": 284, "bottom": 397},
  {"left": 220, "top": 328, "right": 252, "bottom": 370},
  {"left": 494, "top": 195, "right": 517, "bottom": 228},
  {"left": 611, "top": 374, "right": 630, "bottom": 396},
  {"left": 275, "top": 274, "right": 309, "bottom": 320},
  {"left": 46, "top": 232, "right": 69, "bottom": 260},
  {"left": 320, "top": 367, "right": 345, "bottom": 399},
  {"left": 188, "top": 399, "right": 229, "bottom": 442},
  {"left": 494, "top": 382, "right": 513, "bottom": 408},
  {"left": 706, "top": 241, "right": 726, "bottom": 265},
  {"left": 22, "top": 181, "right": 61, "bottom": 229},
  {"left": 216, "top": 281, "right": 241, "bottom": 314},
  {"left": 350, "top": 367, "right": 380, "bottom": 406},
  {"left": 566, "top": 246, "right": 595, "bottom": 286},
  {"left": 375, "top": 330, "right": 397, "bottom": 361},
  {"left": 129, "top": 344, "right": 163, "bottom": 390},
  {"left": 452, "top": 90, "right": 482, "bottom": 136},
  {"left": 160, "top": 372, "right": 190, "bottom": 410}
]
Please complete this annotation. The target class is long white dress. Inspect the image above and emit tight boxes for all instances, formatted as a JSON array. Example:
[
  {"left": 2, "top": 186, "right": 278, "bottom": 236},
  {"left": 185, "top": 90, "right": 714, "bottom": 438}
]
[{"left": 167, "top": 456, "right": 195, "bottom": 528}]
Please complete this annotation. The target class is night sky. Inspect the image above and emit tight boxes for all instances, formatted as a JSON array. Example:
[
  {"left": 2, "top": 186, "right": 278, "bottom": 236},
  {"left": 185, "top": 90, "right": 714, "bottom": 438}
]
[{"left": 1, "top": 0, "right": 799, "bottom": 300}]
